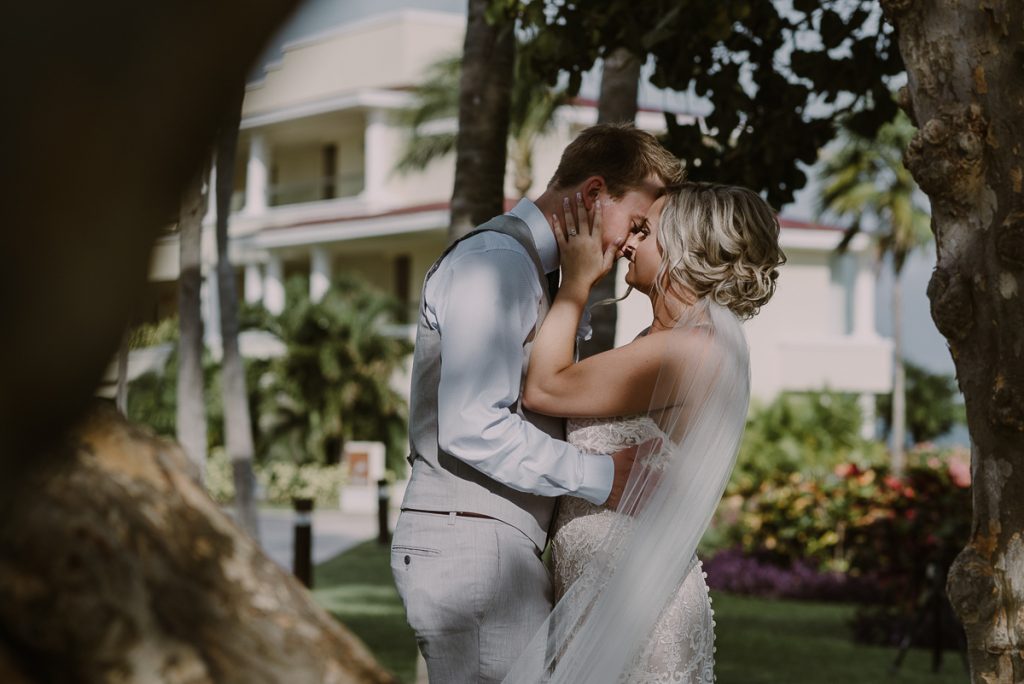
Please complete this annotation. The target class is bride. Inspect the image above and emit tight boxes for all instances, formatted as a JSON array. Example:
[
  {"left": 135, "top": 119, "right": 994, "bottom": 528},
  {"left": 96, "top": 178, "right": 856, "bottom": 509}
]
[{"left": 505, "top": 181, "right": 785, "bottom": 683}]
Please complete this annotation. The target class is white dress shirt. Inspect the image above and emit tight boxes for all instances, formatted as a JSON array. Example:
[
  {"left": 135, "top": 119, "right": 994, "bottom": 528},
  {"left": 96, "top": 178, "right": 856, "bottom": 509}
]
[{"left": 422, "top": 198, "right": 614, "bottom": 505}]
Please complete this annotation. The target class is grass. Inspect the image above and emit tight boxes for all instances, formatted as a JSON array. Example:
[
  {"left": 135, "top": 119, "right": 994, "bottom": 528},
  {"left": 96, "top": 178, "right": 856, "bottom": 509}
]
[
  {"left": 313, "top": 541, "right": 419, "bottom": 683},
  {"left": 713, "top": 593, "right": 968, "bottom": 684},
  {"left": 314, "top": 543, "right": 969, "bottom": 684}
]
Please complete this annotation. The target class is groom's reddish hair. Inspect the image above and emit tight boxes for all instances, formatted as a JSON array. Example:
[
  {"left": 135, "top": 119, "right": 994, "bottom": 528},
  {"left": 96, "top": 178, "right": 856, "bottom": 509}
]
[{"left": 548, "top": 123, "right": 683, "bottom": 197}]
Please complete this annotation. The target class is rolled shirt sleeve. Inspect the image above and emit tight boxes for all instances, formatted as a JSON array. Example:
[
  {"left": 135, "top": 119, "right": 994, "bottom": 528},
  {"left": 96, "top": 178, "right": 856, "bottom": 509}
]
[{"left": 429, "top": 243, "right": 614, "bottom": 505}]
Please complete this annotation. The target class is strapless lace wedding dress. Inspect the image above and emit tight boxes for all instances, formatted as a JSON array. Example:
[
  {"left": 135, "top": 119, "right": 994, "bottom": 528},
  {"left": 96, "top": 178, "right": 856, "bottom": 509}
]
[{"left": 550, "top": 416, "right": 717, "bottom": 684}]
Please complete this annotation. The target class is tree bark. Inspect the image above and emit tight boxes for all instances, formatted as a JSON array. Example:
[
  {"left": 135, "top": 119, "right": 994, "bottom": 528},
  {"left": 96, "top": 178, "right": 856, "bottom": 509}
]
[
  {"left": 579, "top": 48, "right": 641, "bottom": 358},
  {"left": 177, "top": 165, "right": 209, "bottom": 482},
  {"left": 891, "top": 268, "right": 907, "bottom": 475},
  {"left": 0, "top": 0, "right": 299, "bottom": 494},
  {"left": 448, "top": 0, "right": 516, "bottom": 240},
  {"left": 216, "top": 87, "right": 260, "bottom": 540},
  {"left": 881, "top": 1, "right": 1024, "bottom": 680},
  {"left": 0, "top": 403, "right": 396, "bottom": 683}
]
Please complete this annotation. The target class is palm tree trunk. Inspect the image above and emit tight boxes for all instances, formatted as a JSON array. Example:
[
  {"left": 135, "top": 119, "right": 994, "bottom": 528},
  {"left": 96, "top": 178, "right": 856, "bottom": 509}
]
[
  {"left": 891, "top": 267, "right": 906, "bottom": 475},
  {"left": 177, "top": 164, "right": 209, "bottom": 483},
  {"left": 216, "top": 87, "right": 260, "bottom": 540},
  {"left": 580, "top": 48, "right": 641, "bottom": 359},
  {"left": 448, "top": 0, "right": 516, "bottom": 239},
  {"left": 882, "top": 0, "right": 1024, "bottom": 679}
]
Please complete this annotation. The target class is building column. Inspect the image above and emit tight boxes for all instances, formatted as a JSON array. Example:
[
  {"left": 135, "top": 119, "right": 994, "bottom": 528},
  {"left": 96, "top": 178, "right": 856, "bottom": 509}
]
[
  {"left": 859, "top": 392, "right": 876, "bottom": 440},
  {"left": 363, "top": 109, "right": 392, "bottom": 206},
  {"left": 264, "top": 254, "right": 285, "bottom": 315},
  {"left": 310, "top": 247, "right": 332, "bottom": 302},
  {"left": 244, "top": 263, "right": 264, "bottom": 304},
  {"left": 853, "top": 250, "right": 876, "bottom": 338},
  {"left": 245, "top": 132, "right": 269, "bottom": 216}
]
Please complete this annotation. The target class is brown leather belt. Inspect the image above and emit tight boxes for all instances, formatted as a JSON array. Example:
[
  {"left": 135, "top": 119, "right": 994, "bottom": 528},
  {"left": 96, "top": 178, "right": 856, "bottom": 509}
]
[{"left": 402, "top": 508, "right": 496, "bottom": 520}]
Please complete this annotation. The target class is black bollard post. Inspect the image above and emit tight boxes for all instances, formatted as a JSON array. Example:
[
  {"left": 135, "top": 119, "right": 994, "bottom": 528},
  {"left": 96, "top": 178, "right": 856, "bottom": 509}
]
[
  {"left": 377, "top": 478, "right": 391, "bottom": 545},
  {"left": 292, "top": 497, "right": 314, "bottom": 588}
]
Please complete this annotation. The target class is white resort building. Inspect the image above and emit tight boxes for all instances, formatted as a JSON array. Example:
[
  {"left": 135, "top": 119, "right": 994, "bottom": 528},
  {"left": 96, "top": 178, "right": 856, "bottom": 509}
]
[{"left": 140, "top": 4, "right": 893, "bottom": 422}]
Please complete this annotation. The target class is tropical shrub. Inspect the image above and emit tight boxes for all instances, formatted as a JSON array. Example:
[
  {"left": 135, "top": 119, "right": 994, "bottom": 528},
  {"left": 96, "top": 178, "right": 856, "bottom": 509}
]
[
  {"left": 876, "top": 360, "right": 966, "bottom": 443},
  {"left": 126, "top": 349, "right": 226, "bottom": 449},
  {"left": 242, "top": 275, "right": 413, "bottom": 473},
  {"left": 731, "top": 391, "right": 887, "bottom": 493}
]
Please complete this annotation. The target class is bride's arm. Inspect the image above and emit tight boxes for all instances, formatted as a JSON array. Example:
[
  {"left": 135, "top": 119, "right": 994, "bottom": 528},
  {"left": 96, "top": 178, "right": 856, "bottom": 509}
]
[{"left": 523, "top": 194, "right": 668, "bottom": 418}]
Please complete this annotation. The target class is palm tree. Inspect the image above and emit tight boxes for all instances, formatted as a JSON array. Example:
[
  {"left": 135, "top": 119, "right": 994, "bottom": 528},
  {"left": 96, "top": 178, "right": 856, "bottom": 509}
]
[
  {"left": 396, "top": 46, "right": 567, "bottom": 211},
  {"left": 446, "top": 0, "right": 517, "bottom": 239},
  {"left": 215, "top": 85, "right": 260, "bottom": 540},
  {"left": 818, "top": 110, "right": 932, "bottom": 476},
  {"left": 176, "top": 164, "right": 210, "bottom": 481},
  {"left": 253, "top": 277, "right": 413, "bottom": 473}
]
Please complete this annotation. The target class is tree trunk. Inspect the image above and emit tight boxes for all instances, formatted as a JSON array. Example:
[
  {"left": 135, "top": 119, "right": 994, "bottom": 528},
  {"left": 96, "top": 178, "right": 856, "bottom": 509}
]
[
  {"left": 579, "top": 48, "right": 641, "bottom": 359},
  {"left": 881, "top": 1, "right": 1024, "bottom": 680},
  {"left": 891, "top": 268, "right": 907, "bottom": 475},
  {"left": 0, "top": 403, "right": 396, "bottom": 683},
  {"left": 177, "top": 165, "right": 209, "bottom": 482},
  {"left": 216, "top": 87, "right": 260, "bottom": 540},
  {"left": 448, "top": 0, "right": 516, "bottom": 240},
  {"left": 0, "top": 0, "right": 299, "bottom": 491}
]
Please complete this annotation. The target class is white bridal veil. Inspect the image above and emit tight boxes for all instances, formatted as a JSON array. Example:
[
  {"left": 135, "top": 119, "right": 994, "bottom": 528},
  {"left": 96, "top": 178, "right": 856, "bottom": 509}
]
[{"left": 504, "top": 298, "right": 751, "bottom": 683}]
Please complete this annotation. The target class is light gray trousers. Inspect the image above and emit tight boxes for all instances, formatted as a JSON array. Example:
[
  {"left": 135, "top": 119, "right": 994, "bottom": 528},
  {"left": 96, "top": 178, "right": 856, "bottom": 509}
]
[{"left": 391, "top": 510, "right": 552, "bottom": 683}]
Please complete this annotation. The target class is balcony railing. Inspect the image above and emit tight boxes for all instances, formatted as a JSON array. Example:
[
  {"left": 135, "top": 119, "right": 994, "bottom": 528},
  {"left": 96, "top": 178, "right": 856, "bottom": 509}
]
[{"left": 268, "top": 173, "right": 364, "bottom": 207}]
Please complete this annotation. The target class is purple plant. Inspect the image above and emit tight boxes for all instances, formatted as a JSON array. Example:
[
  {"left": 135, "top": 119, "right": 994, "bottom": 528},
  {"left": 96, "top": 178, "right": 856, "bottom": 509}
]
[{"left": 704, "top": 548, "right": 875, "bottom": 602}]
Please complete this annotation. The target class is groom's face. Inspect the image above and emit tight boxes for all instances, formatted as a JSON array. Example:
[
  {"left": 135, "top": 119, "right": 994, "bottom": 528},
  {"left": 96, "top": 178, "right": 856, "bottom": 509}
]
[{"left": 595, "top": 176, "right": 665, "bottom": 253}]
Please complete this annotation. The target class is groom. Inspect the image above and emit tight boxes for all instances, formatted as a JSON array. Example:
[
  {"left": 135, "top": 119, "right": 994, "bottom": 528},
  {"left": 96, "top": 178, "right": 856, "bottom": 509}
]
[{"left": 392, "top": 123, "right": 681, "bottom": 682}]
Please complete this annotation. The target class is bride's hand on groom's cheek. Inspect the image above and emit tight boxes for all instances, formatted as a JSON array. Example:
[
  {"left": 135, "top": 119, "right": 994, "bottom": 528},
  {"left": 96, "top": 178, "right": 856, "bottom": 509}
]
[{"left": 553, "top": 192, "right": 619, "bottom": 292}]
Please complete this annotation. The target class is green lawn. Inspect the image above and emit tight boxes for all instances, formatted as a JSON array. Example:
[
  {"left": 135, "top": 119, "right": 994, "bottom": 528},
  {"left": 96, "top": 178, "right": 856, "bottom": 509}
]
[
  {"left": 314, "top": 542, "right": 968, "bottom": 684},
  {"left": 313, "top": 541, "right": 419, "bottom": 683}
]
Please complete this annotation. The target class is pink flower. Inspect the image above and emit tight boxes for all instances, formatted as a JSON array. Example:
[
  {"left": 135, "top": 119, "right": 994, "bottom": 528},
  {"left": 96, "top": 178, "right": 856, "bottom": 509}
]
[{"left": 834, "top": 463, "right": 857, "bottom": 478}]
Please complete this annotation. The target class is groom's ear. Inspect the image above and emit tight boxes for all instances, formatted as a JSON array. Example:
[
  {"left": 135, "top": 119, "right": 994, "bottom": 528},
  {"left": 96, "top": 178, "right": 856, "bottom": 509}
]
[{"left": 582, "top": 176, "right": 605, "bottom": 207}]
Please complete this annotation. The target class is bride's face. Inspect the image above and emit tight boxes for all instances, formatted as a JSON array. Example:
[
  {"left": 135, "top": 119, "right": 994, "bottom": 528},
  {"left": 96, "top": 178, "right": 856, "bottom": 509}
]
[{"left": 621, "top": 195, "right": 666, "bottom": 294}]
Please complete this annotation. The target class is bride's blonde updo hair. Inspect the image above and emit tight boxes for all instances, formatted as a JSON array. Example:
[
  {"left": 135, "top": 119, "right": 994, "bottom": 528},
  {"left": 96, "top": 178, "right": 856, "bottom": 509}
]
[{"left": 655, "top": 182, "right": 786, "bottom": 320}]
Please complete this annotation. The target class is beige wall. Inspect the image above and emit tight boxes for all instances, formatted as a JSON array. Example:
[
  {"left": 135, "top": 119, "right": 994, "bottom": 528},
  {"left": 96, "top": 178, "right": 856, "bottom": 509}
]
[{"left": 244, "top": 12, "right": 463, "bottom": 117}]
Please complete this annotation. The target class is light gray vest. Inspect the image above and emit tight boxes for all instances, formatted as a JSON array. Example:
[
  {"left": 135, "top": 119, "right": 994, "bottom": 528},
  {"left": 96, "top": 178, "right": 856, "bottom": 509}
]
[{"left": 401, "top": 213, "right": 563, "bottom": 549}]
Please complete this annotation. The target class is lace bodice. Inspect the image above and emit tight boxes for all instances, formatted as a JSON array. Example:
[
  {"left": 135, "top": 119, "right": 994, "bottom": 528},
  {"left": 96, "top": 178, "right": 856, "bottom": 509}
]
[{"left": 550, "top": 416, "right": 717, "bottom": 684}]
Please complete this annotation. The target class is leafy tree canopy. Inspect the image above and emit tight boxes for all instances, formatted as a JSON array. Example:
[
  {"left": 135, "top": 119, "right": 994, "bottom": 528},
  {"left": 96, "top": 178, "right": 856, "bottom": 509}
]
[{"left": 498, "top": 0, "right": 903, "bottom": 207}]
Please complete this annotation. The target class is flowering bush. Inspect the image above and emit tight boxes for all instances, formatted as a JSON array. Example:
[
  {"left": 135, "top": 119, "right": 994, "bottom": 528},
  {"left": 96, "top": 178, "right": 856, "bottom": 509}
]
[
  {"left": 724, "top": 444, "right": 971, "bottom": 576},
  {"left": 714, "top": 444, "right": 971, "bottom": 645}
]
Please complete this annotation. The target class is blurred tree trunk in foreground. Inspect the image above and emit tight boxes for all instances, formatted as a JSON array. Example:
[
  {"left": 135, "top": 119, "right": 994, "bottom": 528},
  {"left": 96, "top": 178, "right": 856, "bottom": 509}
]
[
  {"left": 0, "top": 1, "right": 394, "bottom": 679},
  {"left": 177, "top": 164, "right": 210, "bottom": 482},
  {"left": 580, "top": 47, "right": 641, "bottom": 358},
  {"left": 881, "top": 0, "right": 1024, "bottom": 680},
  {"left": 448, "top": 0, "right": 516, "bottom": 239},
  {"left": 215, "top": 87, "right": 260, "bottom": 540},
  {"left": 0, "top": 404, "right": 395, "bottom": 683}
]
